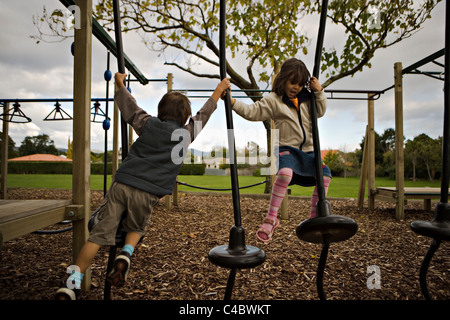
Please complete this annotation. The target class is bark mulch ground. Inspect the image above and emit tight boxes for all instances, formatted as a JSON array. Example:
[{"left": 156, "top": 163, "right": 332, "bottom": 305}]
[{"left": 0, "top": 188, "right": 449, "bottom": 302}]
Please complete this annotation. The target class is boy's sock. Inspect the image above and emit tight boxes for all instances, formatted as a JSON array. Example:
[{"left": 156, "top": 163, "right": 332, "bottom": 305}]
[
  {"left": 121, "top": 244, "right": 135, "bottom": 257},
  {"left": 258, "top": 168, "right": 293, "bottom": 240},
  {"left": 310, "top": 176, "right": 331, "bottom": 218},
  {"left": 67, "top": 270, "right": 84, "bottom": 290}
]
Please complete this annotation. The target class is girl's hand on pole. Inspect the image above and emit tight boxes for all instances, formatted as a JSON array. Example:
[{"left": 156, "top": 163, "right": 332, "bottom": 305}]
[{"left": 310, "top": 76, "right": 323, "bottom": 92}]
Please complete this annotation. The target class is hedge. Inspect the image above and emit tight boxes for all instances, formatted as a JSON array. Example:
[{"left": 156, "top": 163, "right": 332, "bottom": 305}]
[
  {"left": 179, "top": 163, "right": 206, "bottom": 175},
  {"left": 7, "top": 162, "right": 73, "bottom": 174},
  {"left": 5, "top": 161, "right": 205, "bottom": 175}
]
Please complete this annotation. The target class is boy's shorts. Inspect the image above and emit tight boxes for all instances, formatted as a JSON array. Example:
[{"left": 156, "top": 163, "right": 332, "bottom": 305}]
[{"left": 88, "top": 181, "right": 160, "bottom": 246}]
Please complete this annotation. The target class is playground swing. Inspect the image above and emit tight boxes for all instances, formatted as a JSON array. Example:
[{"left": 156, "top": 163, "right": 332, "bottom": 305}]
[
  {"left": 97, "top": 0, "right": 357, "bottom": 302},
  {"left": 91, "top": 60, "right": 113, "bottom": 126},
  {"left": 294, "top": 0, "right": 358, "bottom": 301},
  {"left": 91, "top": 101, "right": 108, "bottom": 123},
  {"left": 0, "top": 101, "right": 32, "bottom": 123},
  {"left": 43, "top": 101, "right": 73, "bottom": 121},
  {"left": 410, "top": 0, "right": 450, "bottom": 300}
]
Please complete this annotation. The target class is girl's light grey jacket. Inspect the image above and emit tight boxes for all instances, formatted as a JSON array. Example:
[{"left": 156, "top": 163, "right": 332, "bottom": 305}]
[{"left": 232, "top": 89, "right": 327, "bottom": 153}]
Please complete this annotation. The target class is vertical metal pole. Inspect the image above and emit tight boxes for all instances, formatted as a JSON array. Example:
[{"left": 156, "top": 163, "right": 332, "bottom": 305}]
[
  {"left": 104, "top": 247, "right": 115, "bottom": 300},
  {"left": 112, "top": 0, "right": 128, "bottom": 160},
  {"left": 104, "top": 0, "right": 127, "bottom": 300},
  {"left": 309, "top": 0, "right": 329, "bottom": 215},
  {"left": 103, "top": 52, "right": 113, "bottom": 300},
  {"left": 441, "top": 0, "right": 450, "bottom": 204},
  {"left": 224, "top": 268, "right": 236, "bottom": 300},
  {"left": 311, "top": 0, "right": 328, "bottom": 78},
  {"left": 310, "top": 0, "right": 331, "bottom": 301},
  {"left": 419, "top": 239, "right": 441, "bottom": 300},
  {"left": 317, "top": 241, "right": 329, "bottom": 301},
  {"left": 219, "top": 0, "right": 241, "bottom": 227},
  {"left": 410, "top": 0, "right": 449, "bottom": 301},
  {"left": 104, "top": 51, "right": 110, "bottom": 197}
]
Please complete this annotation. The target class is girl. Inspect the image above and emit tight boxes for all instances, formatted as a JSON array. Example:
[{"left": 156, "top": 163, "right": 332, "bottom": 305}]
[{"left": 229, "top": 58, "right": 330, "bottom": 243}]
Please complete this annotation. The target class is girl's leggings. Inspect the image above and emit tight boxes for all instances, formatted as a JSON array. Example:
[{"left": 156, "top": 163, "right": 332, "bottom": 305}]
[{"left": 267, "top": 167, "right": 331, "bottom": 219}]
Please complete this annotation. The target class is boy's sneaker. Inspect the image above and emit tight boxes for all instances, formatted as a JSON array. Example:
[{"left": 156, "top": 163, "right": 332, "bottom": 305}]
[
  {"left": 54, "top": 287, "right": 81, "bottom": 300},
  {"left": 107, "top": 251, "right": 131, "bottom": 287}
]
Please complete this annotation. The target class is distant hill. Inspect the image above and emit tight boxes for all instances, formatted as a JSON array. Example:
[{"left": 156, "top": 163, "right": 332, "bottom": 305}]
[{"left": 189, "top": 148, "right": 210, "bottom": 158}]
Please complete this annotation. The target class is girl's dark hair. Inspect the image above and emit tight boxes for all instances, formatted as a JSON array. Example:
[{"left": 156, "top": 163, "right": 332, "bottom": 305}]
[
  {"left": 272, "top": 58, "right": 311, "bottom": 96},
  {"left": 158, "top": 91, "right": 192, "bottom": 126}
]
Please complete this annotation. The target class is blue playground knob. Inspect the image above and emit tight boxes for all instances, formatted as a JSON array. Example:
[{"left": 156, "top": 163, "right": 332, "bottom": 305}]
[
  {"left": 104, "top": 70, "right": 112, "bottom": 82},
  {"left": 103, "top": 118, "right": 111, "bottom": 130}
]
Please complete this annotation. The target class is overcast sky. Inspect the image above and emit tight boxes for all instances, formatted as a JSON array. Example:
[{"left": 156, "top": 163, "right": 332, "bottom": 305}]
[{"left": 0, "top": 1, "right": 447, "bottom": 156}]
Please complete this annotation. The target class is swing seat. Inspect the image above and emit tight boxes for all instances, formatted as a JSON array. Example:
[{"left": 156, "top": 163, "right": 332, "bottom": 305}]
[
  {"left": 296, "top": 215, "right": 358, "bottom": 244},
  {"left": 208, "top": 226, "right": 266, "bottom": 269},
  {"left": 411, "top": 202, "right": 450, "bottom": 241},
  {"left": 411, "top": 220, "right": 450, "bottom": 241}
]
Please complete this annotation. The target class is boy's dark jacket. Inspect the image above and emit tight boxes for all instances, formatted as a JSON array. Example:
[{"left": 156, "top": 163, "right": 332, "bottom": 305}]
[{"left": 114, "top": 87, "right": 217, "bottom": 196}]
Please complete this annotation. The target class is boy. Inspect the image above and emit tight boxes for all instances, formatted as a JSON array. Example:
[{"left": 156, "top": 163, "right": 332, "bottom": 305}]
[{"left": 55, "top": 73, "right": 230, "bottom": 299}]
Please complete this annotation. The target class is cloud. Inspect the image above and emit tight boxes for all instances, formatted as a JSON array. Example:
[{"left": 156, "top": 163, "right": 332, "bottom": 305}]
[{"left": 0, "top": 0, "right": 447, "bottom": 155}]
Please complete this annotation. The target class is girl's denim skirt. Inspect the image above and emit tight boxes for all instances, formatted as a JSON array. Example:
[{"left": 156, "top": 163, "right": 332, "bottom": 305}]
[{"left": 277, "top": 145, "right": 332, "bottom": 187}]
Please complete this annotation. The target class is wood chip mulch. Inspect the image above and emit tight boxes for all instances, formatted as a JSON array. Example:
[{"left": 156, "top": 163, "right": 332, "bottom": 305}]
[{"left": 0, "top": 188, "right": 449, "bottom": 301}]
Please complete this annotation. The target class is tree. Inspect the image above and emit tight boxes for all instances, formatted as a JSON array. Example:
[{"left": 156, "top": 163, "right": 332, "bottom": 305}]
[
  {"left": 380, "top": 128, "right": 396, "bottom": 153},
  {"left": 67, "top": 137, "right": 73, "bottom": 159},
  {"left": 412, "top": 134, "right": 441, "bottom": 181},
  {"left": 323, "top": 150, "right": 345, "bottom": 176},
  {"left": 18, "top": 134, "right": 59, "bottom": 156},
  {"left": 319, "top": 0, "right": 441, "bottom": 87},
  {"left": 405, "top": 138, "right": 419, "bottom": 180},
  {"left": 33, "top": 0, "right": 441, "bottom": 92},
  {"left": 358, "top": 130, "right": 384, "bottom": 165},
  {"left": 358, "top": 128, "right": 405, "bottom": 177},
  {"left": 0, "top": 132, "right": 19, "bottom": 159}
]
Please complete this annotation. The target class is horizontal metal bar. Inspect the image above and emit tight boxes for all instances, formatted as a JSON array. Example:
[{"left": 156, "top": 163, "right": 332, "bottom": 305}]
[
  {"left": 402, "top": 48, "right": 445, "bottom": 74},
  {"left": 175, "top": 88, "right": 389, "bottom": 94},
  {"left": 408, "top": 70, "right": 444, "bottom": 75},
  {"left": 187, "top": 96, "right": 261, "bottom": 99},
  {"left": 0, "top": 98, "right": 114, "bottom": 103},
  {"left": 172, "top": 89, "right": 271, "bottom": 92},
  {"left": 128, "top": 78, "right": 168, "bottom": 82},
  {"left": 326, "top": 89, "right": 386, "bottom": 94},
  {"left": 179, "top": 87, "right": 390, "bottom": 101}
]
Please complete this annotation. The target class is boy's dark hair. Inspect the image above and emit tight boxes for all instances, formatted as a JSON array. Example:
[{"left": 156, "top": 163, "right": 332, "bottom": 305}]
[
  {"left": 272, "top": 58, "right": 311, "bottom": 96},
  {"left": 158, "top": 91, "right": 192, "bottom": 126}
]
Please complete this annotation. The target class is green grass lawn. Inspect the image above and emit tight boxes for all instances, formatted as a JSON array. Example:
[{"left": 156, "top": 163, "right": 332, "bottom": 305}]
[{"left": 5, "top": 174, "right": 442, "bottom": 198}]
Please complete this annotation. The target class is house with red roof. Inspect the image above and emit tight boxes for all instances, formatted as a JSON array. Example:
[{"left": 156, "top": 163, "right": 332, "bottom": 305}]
[{"left": 8, "top": 154, "right": 72, "bottom": 162}]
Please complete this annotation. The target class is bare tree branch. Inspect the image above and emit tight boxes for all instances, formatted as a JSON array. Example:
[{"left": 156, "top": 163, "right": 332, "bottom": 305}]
[{"left": 164, "top": 62, "right": 219, "bottom": 79}]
